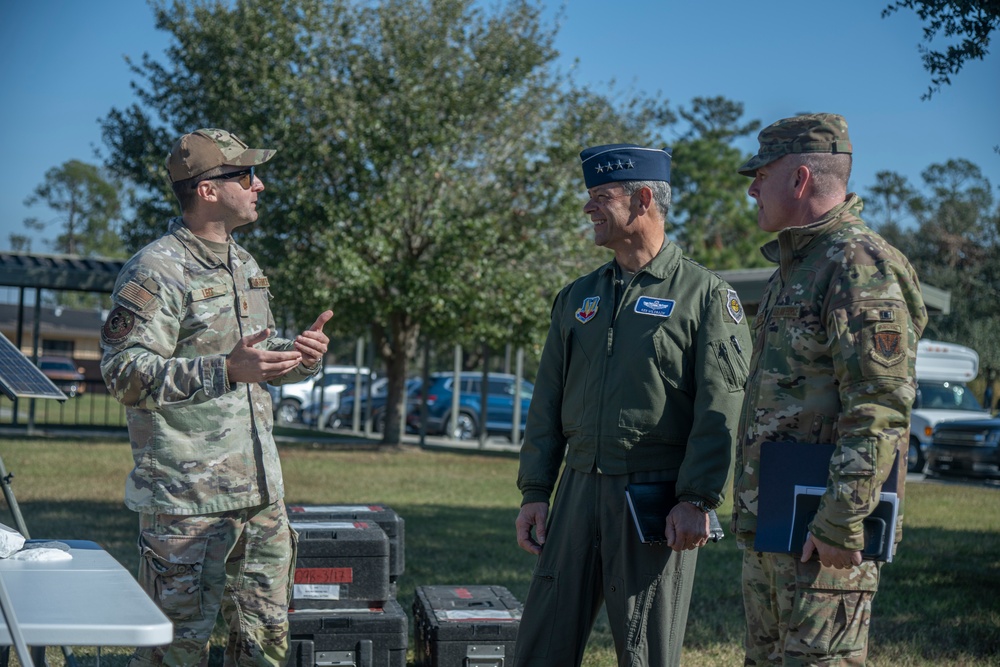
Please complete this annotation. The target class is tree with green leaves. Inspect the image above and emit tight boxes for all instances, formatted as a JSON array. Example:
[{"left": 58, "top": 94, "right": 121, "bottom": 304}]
[
  {"left": 669, "top": 96, "right": 770, "bottom": 269},
  {"left": 100, "top": 0, "right": 666, "bottom": 444},
  {"left": 22, "top": 159, "right": 125, "bottom": 257},
  {"left": 882, "top": 0, "right": 999, "bottom": 99}
]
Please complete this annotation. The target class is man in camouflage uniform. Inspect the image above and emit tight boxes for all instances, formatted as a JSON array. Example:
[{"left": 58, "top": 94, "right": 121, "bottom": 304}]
[
  {"left": 732, "top": 114, "right": 928, "bottom": 666},
  {"left": 514, "top": 144, "right": 751, "bottom": 667},
  {"left": 101, "top": 128, "right": 333, "bottom": 666}
]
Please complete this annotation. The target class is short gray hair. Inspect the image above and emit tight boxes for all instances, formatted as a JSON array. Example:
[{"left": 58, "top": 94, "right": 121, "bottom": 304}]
[
  {"left": 797, "top": 153, "right": 852, "bottom": 198},
  {"left": 621, "top": 180, "right": 672, "bottom": 218}
]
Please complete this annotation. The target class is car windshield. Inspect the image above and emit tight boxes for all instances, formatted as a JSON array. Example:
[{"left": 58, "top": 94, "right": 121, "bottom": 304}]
[{"left": 917, "top": 381, "right": 983, "bottom": 411}]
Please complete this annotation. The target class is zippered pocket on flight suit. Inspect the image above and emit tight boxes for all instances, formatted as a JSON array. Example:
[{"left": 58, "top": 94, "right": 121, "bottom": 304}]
[{"left": 714, "top": 337, "right": 749, "bottom": 392}]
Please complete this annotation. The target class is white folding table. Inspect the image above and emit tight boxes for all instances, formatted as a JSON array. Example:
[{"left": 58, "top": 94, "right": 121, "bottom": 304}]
[{"left": 0, "top": 540, "right": 172, "bottom": 663}]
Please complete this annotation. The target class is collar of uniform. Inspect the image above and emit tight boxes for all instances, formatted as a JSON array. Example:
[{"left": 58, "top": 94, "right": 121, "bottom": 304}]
[
  {"left": 168, "top": 217, "right": 229, "bottom": 269},
  {"left": 759, "top": 193, "right": 863, "bottom": 265},
  {"left": 598, "top": 240, "right": 682, "bottom": 281}
]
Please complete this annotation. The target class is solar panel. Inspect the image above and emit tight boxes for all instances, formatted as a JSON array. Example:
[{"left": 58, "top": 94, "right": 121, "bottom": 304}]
[{"left": 0, "top": 332, "right": 67, "bottom": 401}]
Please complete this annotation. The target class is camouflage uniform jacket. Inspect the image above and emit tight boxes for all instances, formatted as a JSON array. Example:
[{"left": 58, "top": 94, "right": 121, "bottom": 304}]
[
  {"left": 518, "top": 241, "right": 752, "bottom": 508},
  {"left": 732, "top": 195, "right": 927, "bottom": 551},
  {"left": 101, "top": 218, "right": 318, "bottom": 515}
]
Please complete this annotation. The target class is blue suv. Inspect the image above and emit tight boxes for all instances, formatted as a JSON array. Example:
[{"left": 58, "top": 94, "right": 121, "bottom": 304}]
[{"left": 406, "top": 372, "right": 534, "bottom": 440}]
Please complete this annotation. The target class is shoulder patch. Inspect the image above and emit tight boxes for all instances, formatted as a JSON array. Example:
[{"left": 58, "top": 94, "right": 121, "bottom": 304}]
[
  {"left": 869, "top": 323, "right": 905, "bottom": 368},
  {"left": 102, "top": 306, "right": 137, "bottom": 344},
  {"left": 723, "top": 289, "right": 744, "bottom": 324},
  {"left": 249, "top": 276, "right": 270, "bottom": 289},
  {"left": 117, "top": 280, "right": 157, "bottom": 312}
]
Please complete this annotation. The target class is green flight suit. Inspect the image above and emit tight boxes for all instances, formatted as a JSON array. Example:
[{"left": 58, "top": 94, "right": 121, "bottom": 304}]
[{"left": 516, "top": 241, "right": 751, "bottom": 667}]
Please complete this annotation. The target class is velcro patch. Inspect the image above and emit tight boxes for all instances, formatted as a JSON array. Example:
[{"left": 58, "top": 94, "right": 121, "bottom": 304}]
[
  {"left": 724, "top": 289, "right": 744, "bottom": 324},
  {"left": 101, "top": 306, "right": 137, "bottom": 344},
  {"left": 190, "top": 284, "right": 229, "bottom": 302},
  {"left": 118, "top": 280, "right": 157, "bottom": 312},
  {"left": 634, "top": 296, "right": 675, "bottom": 318},
  {"left": 864, "top": 308, "right": 897, "bottom": 322},
  {"left": 868, "top": 323, "right": 905, "bottom": 368},
  {"left": 773, "top": 305, "right": 802, "bottom": 319},
  {"left": 249, "top": 276, "right": 270, "bottom": 289}
]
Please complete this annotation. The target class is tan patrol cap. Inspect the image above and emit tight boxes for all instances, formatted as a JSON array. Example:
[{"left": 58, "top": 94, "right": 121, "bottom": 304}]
[
  {"left": 738, "top": 113, "right": 852, "bottom": 177},
  {"left": 165, "top": 128, "right": 276, "bottom": 183}
]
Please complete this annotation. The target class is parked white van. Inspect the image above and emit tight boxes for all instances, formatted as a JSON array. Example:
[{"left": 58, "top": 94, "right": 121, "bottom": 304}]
[{"left": 909, "top": 340, "right": 991, "bottom": 472}]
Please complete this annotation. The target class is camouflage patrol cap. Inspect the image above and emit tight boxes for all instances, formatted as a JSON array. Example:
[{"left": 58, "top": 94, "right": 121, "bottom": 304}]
[
  {"left": 738, "top": 113, "right": 851, "bottom": 177},
  {"left": 166, "top": 128, "right": 276, "bottom": 183}
]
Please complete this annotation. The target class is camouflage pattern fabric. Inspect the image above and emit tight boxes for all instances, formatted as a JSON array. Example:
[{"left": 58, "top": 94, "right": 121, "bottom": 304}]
[
  {"left": 129, "top": 500, "right": 296, "bottom": 667},
  {"left": 738, "top": 113, "right": 852, "bottom": 177},
  {"left": 733, "top": 195, "right": 927, "bottom": 551},
  {"left": 733, "top": 194, "right": 926, "bottom": 662},
  {"left": 101, "top": 217, "right": 318, "bottom": 515},
  {"left": 742, "top": 550, "right": 878, "bottom": 666}
]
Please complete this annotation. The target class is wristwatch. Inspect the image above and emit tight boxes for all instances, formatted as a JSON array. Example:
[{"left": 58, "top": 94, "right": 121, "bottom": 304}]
[{"left": 684, "top": 499, "right": 711, "bottom": 513}]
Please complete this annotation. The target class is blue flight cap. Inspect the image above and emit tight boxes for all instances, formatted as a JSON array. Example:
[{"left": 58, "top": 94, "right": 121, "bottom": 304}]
[{"left": 580, "top": 143, "right": 671, "bottom": 189}]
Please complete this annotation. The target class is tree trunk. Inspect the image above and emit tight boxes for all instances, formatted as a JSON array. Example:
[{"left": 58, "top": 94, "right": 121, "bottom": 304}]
[{"left": 375, "top": 313, "right": 420, "bottom": 446}]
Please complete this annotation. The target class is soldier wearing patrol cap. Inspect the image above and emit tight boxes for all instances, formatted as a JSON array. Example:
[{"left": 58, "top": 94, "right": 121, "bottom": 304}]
[
  {"left": 514, "top": 144, "right": 752, "bottom": 667},
  {"left": 102, "top": 128, "right": 333, "bottom": 666},
  {"left": 732, "top": 114, "right": 928, "bottom": 665}
]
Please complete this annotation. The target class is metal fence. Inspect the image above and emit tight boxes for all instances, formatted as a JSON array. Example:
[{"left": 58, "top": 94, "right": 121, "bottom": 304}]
[{"left": 0, "top": 380, "right": 127, "bottom": 429}]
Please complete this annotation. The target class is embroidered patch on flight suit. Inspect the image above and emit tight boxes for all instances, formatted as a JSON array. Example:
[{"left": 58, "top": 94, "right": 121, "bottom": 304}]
[
  {"left": 724, "top": 289, "right": 744, "bottom": 324},
  {"left": 575, "top": 296, "right": 600, "bottom": 323},
  {"left": 101, "top": 306, "right": 136, "bottom": 344},
  {"left": 634, "top": 296, "right": 675, "bottom": 318}
]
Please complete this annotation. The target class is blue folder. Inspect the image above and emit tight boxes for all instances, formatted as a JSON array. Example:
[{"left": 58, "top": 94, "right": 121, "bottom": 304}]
[{"left": 754, "top": 441, "right": 900, "bottom": 561}]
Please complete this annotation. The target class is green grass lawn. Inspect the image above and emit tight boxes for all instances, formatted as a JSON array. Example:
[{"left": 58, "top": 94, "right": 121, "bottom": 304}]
[{"left": 3, "top": 436, "right": 999, "bottom": 666}]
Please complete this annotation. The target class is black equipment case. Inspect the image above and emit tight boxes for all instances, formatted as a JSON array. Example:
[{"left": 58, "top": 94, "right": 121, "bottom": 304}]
[
  {"left": 288, "top": 598, "right": 408, "bottom": 667},
  {"left": 412, "top": 585, "right": 523, "bottom": 667},
  {"left": 290, "top": 520, "right": 390, "bottom": 610},
  {"left": 288, "top": 504, "right": 405, "bottom": 581}
]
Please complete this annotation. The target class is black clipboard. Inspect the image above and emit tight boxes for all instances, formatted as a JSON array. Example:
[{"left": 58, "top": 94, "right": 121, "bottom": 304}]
[{"left": 625, "top": 481, "right": 724, "bottom": 544}]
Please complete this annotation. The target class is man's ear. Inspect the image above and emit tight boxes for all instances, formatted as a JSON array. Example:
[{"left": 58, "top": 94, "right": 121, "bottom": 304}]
[
  {"left": 791, "top": 165, "right": 811, "bottom": 199},
  {"left": 194, "top": 180, "right": 219, "bottom": 203},
  {"left": 635, "top": 185, "right": 654, "bottom": 214}
]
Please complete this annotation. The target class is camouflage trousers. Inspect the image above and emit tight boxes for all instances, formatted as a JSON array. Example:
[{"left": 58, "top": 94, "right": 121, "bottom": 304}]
[
  {"left": 741, "top": 548, "right": 880, "bottom": 666},
  {"left": 129, "top": 499, "right": 297, "bottom": 667}
]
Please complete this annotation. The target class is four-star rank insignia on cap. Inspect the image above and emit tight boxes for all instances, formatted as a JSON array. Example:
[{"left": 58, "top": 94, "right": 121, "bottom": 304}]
[
  {"left": 725, "top": 289, "right": 744, "bottom": 324},
  {"left": 575, "top": 296, "right": 600, "bottom": 324}
]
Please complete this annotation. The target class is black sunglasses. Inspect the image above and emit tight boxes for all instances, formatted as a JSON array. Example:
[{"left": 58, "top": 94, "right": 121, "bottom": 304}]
[{"left": 195, "top": 166, "right": 255, "bottom": 190}]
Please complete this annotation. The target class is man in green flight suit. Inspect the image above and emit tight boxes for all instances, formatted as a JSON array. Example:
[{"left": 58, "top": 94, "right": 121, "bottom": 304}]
[
  {"left": 514, "top": 144, "right": 752, "bottom": 667},
  {"left": 732, "top": 113, "right": 928, "bottom": 665}
]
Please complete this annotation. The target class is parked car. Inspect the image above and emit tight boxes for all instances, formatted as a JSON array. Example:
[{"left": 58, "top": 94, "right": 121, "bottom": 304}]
[
  {"left": 926, "top": 417, "right": 1000, "bottom": 480},
  {"left": 302, "top": 376, "right": 384, "bottom": 429},
  {"left": 406, "top": 372, "right": 533, "bottom": 440},
  {"left": 267, "top": 366, "right": 373, "bottom": 425},
  {"left": 37, "top": 356, "right": 86, "bottom": 397},
  {"left": 324, "top": 377, "right": 423, "bottom": 432}
]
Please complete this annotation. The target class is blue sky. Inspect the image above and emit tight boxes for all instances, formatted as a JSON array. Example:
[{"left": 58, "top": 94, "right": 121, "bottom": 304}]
[{"left": 1, "top": 0, "right": 997, "bottom": 253}]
